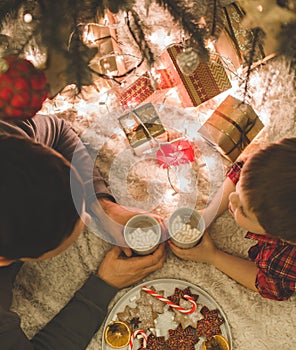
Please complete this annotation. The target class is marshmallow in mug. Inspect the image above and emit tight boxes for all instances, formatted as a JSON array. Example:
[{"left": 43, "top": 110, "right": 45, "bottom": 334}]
[
  {"left": 171, "top": 215, "right": 202, "bottom": 243},
  {"left": 127, "top": 227, "right": 159, "bottom": 249},
  {"left": 168, "top": 207, "right": 205, "bottom": 249},
  {"left": 124, "top": 215, "right": 161, "bottom": 255}
]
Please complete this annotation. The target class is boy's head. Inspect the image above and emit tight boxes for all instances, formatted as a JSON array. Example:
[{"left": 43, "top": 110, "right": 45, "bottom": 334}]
[
  {"left": 0, "top": 133, "right": 86, "bottom": 262},
  {"left": 240, "top": 138, "right": 296, "bottom": 242}
]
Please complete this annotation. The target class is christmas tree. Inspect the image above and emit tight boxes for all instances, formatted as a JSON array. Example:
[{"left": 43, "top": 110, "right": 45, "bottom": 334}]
[{"left": 0, "top": 0, "right": 295, "bottom": 99}]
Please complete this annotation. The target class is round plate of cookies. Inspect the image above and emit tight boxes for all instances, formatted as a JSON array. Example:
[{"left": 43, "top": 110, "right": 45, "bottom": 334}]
[{"left": 102, "top": 278, "right": 232, "bottom": 350}]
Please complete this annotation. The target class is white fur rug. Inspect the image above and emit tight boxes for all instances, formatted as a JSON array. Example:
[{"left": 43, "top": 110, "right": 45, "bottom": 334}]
[{"left": 11, "top": 57, "right": 296, "bottom": 350}]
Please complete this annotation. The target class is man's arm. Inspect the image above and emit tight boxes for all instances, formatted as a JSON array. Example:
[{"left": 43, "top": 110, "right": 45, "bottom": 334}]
[
  {"left": 3, "top": 114, "right": 115, "bottom": 211},
  {"left": 0, "top": 276, "right": 117, "bottom": 350},
  {"left": 31, "top": 243, "right": 165, "bottom": 349},
  {"left": 32, "top": 115, "right": 115, "bottom": 209},
  {"left": 0, "top": 245, "right": 165, "bottom": 350},
  {"left": 31, "top": 275, "right": 118, "bottom": 350}
]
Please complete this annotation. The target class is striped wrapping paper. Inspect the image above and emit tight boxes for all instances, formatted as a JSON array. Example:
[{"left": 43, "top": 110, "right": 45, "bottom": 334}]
[{"left": 161, "top": 44, "right": 232, "bottom": 107}]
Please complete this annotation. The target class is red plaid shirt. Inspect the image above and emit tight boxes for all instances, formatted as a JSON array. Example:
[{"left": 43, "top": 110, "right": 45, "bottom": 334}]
[{"left": 227, "top": 162, "right": 296, "bottom": 300}]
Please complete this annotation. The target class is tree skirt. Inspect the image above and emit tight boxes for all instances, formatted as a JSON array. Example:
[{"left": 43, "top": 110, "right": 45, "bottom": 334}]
[{"left": 11, "top": 57, "right": 296, "bottom": 350}]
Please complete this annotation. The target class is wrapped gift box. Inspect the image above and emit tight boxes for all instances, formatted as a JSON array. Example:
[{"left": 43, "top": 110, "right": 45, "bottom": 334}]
[
  {"left": 118, "top": 102, "right": 167, "bottom": 155},
  {"left": 153, "top": 68, "right": 175, "bottom": 89},
  {"left": 198, "top": 95, "right": 264, "bottom": 162},
  {"left": 161, "top": 44, "right": 232, "bottom": 107},
  {"left": 119, "top": 70, "right": 173, "bottom": 107},
  {"left": 120, "top": 73, "right": 156, "bottom": 107},
  {"left": 215, "top": 2, "right": 265, "bottom": 69},
  {"left": 87, "top": 11, "right": 126, "bottom": 77}
]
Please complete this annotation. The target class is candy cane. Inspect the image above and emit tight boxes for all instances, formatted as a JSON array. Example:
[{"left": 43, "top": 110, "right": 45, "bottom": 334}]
[
  {"left": 128, "top": 329, "right": 147, "bottom": 350},
  {"left": 142, "top": 286, "right": 197, "bottom": 314}
]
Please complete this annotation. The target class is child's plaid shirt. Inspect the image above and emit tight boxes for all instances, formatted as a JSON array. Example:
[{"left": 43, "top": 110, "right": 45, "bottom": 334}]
[{"left": 227, "top": 161, "right": 296, "bottom": 300}]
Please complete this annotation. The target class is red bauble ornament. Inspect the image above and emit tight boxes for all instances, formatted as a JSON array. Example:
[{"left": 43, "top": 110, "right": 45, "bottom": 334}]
[{"left": 0, "top": 56, "right": 49, "bottom": 119}]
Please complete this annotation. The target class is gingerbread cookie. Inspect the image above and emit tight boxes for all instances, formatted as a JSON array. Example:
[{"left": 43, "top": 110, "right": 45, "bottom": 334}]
[
  {"left": 117, "top": 305, "right": 157, "bottom": 331},
  {"left": 139, "top": 333, "right": 170, "bottom": 350},
  {"left": 166, "top": 324, "right": 199, "bottom": 350},
  {"left": 196, "top": 306, "right": 224, "bottom": 339},
  {"left": 173, "top": 298, "right": 203, "bottom": 329},
  {"left": 136, "top": 286, "right": 166, "bottom": 314},
  {"left": 167, "top": 287, "right": 199, "bottom": 305},
  {"left": 116, "top": 305, "right": 133, "bottom": 324}
]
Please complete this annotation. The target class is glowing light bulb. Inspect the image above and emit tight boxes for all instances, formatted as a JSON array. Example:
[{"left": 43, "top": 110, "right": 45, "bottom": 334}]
[
  {"left": 148, "top": 29, "right": 174, "bottom": 49},
  {"left": 256, "top": 5, "right": 263, "bottom": 12},
  {"left": 24, "top": 13, "right": 33, "bottom": 23}
]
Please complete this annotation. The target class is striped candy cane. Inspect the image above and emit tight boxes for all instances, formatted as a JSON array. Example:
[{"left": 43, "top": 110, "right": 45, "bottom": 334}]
[
  {"left": 142, "top": 286, "right": 197, "bottom": 314},
  {"left": 128, "top": 329, "right": 147, "bottom": 350}
]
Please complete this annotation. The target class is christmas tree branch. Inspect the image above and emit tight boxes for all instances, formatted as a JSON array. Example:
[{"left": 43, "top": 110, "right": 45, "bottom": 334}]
[
  {"left": 126, "top": 10, "right": 154, "bottom": 66},
  {"left": 0, "top": 0, "right": 25, "bottom": 30},
  {"left": 102, "top": 0, "right": 136, "bottom": 15},
  {"left": 204, "top": 0, "right": 225, "bottom": 39},
  {"left": 155, "top": 0, "right": 209, "bottom": 61}
]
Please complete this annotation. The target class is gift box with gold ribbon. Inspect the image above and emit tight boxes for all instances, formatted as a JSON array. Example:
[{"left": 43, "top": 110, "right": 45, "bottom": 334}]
[
  {"left": 198, "top": 95, "right": 264, "bottom": 162},
  {"left": 118, "top": 102, "right": 167, "bottom": 155},
  {"left": 161, "top": 44, "right": 232, "bottom": 107}
]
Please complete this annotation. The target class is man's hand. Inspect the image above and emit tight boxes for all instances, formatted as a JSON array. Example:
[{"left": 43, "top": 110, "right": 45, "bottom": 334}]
[
  {"left": 97, "top": 243, "right": 166, "bottom": 289},
  {"left": 91, "top": 198, "right": 167, "bottom": 256}
]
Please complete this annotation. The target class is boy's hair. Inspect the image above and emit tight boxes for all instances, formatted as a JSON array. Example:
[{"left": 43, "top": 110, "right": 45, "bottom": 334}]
[
  {"left": 0, "top": 134, "right": 84, "bottom": 259},
  {"left": 242, "top": 138, "right": 296, "bottom": 242}
]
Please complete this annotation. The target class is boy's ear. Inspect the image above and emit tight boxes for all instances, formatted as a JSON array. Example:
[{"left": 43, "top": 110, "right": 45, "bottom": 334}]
[{"left": 0, "top": 256, "right": 15, "bottom": 266}]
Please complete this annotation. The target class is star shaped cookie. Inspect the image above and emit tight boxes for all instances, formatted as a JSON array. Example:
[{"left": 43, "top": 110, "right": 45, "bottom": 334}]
[
  {"left": 166, "top": 324, "right": 199, "bottom": 350},
  {"left": 173, "top": 298, "right": 203, "bottom": 329},
  {"left": 167, "top": 287, "right": 199, "bottom": 306},
  {"left": 136, "top": 286, "right": 166, "bottom": 314},
  {"left": 196, "top": 306, "right": 224, "bottom": 340},
  {"left": 117, "top": 304, "right": 157, "bottom": 331},
  {"left": 139, "top": 333, "right": 170, "bottom": 350}
]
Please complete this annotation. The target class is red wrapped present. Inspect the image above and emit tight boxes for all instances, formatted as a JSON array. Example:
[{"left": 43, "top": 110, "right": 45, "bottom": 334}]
[
  {"left": 119, "top": 69, "right": 174, "bottom": 108},
  {"left": 161, "top": 44, "right": 232, "bottom": 107},
  {"left": 152, "top": 68, "right": 174, "bottom": 89},
  {"left": 157, "top": 139, "right": 194, "bottom": 168},
  {"left": 120, "top": 73, "right": 156, "bottom": 107}
]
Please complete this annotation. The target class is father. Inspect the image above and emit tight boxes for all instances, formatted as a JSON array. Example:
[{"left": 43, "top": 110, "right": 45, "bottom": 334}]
[{"left": 0, "top": 114, "right": 166, "bottom": 349}]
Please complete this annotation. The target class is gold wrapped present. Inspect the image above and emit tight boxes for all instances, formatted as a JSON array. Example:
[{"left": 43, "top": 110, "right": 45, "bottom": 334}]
[
  {"left": 198, "top": 95, "right": 264, "bottom": 162},
  {"left": 87, "top": 11, "right": 126, "bottom": 77},
  {"left": 161, "top": 44, "right": 232, "bottom": 107},
  {"left": 215, "top": 2, "right": 265, "bottom": 69},
  {"left": 118, "top": 103, "right": 167, "bottom": 155}
]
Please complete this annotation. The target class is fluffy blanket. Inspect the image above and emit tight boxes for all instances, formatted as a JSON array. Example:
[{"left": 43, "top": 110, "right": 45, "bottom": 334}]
[{"left": 11, "top": 57, "right": 296, "bottom": 350}]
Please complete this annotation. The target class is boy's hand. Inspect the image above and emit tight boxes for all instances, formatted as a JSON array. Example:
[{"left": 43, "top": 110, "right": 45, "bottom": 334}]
[
  {"left": 97, "top": 243, "right": 166, "bottom": 289},
  {"left": 168, "top": 230, "right": 218, "bottom": 264}
]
